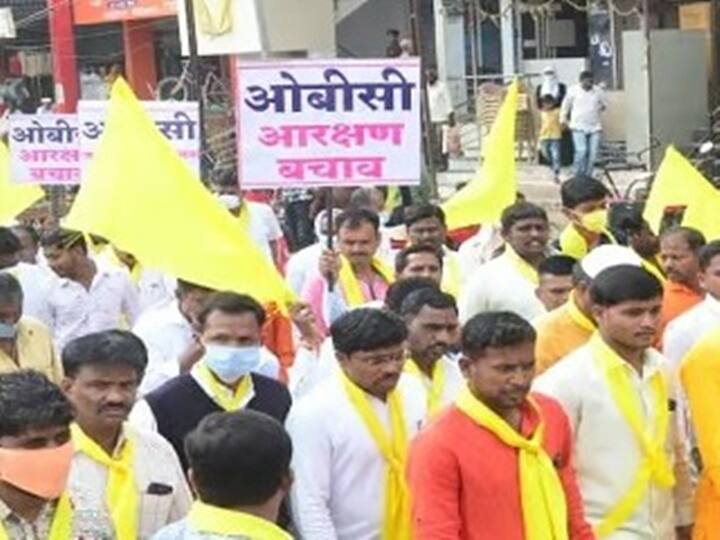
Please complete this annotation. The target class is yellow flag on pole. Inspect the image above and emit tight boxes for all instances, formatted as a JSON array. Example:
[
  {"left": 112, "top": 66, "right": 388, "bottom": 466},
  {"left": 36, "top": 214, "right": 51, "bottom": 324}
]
[
  {"left": 0, "top": 142, "right": 44, "bottom": 225},
  {"left": 65, "top": 78, "right": 294, "bottom": 307},
  {"left": 643, "top": 145, "right": 720, "bottom": 240},
  {"left": 442, "top": 80, "right": 518, "bottom": 230}
]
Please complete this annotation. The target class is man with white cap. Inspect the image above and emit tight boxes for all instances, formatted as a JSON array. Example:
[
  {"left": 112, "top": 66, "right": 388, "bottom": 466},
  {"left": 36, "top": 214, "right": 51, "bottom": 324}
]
[{"left": 533, "top": 245, "right": 643, "bottom": 375}]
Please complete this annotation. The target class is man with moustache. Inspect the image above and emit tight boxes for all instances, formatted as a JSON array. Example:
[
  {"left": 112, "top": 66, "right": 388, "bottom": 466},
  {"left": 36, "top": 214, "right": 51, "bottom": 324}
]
[{"left": 61, "top": 330, "right": 191, "bottom": 539}]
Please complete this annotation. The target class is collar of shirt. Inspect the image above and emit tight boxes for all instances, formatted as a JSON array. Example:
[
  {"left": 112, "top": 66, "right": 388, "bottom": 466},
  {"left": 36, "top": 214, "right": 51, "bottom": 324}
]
[
  {"left": 591, "top": 333, "right": 664, "bottom": 382},
  {"left": 57, "top": 266, "right": 113, "bottom": 290},
  {"left": 0, "top": 496, "right": 56, "bottom": 536}
]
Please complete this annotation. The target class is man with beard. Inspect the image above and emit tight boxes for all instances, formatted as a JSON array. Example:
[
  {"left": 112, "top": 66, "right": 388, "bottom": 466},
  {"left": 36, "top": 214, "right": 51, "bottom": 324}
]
[{"left": 61, "top": 330, "right": 191, "bottom": 539}]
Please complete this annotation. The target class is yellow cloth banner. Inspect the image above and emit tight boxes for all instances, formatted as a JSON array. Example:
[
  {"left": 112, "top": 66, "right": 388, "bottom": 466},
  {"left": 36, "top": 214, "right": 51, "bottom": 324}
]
[
  {"left": 64, "top": 79, "right": 293, "bottom": 308},
  {"left": 589, "top": 335, "right": 674, "bottom": 538},
  {"left": 194, "top": 0, "right": 233, "bottom": 36},
  {"left": 71, "top": 423, "right": 137, "bottom": 540},
  {"left": 643, "top": 145, "right": 720, "bottom": 240},
  {"left": 340, "top": 371, "right": 411, "bottom": 540},
  {"left": 0, "top": 142, "right": 44, "bottom": 225},
  {"left": 188, "top": 501, "right": 291, "bottom": 539},
  {"left": 455, "top": 386, "right": 568, "bottom": 540},
  {"left": 442, "top": 81, "right": 518, "bottom": 230},
  {"left": 337, "top": 255, "right": 394, "bottom": 307}
]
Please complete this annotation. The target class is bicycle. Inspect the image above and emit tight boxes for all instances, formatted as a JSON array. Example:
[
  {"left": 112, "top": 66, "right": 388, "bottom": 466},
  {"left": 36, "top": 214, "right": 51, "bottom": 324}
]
[
  {"left": 595, "top": 138, "right": 661, "bottom": 201},
  {"left": 153, "top": 60, "right": 230, "bottom": 107}
]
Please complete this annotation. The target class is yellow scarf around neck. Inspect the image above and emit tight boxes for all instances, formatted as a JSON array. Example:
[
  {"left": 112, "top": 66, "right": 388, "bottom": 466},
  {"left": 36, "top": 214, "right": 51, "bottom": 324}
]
[
  {"left": 441, "top": 251, "right": 462, "bottom": 298},
  {"left": 0, "top": 493, "right": 73, "bottom": 540},
  {"left": 70, "top": 423, "right": 137, "bottom": 540},
  {"left": 337, "top": 255, "right": 395, "bottom": 307},
  {"left": 404, "top": 358, "right": 446, "bottom": 417},
  {"left": 504, "top": 245, "right": 540, "bottom": 286},
  {"left": 455, "top": 387, "right": 568, "bottom": 540},
  {"left": 188, "top": 500, "right": 291, "bottom": 539},
  {"left": 566, "top": 292, "right": 595, "bottom": 332},
  {"left": 589, "top": 335, "right": 674, "bottom": 538},
  {"left": 196, "top": 362, "right": 254, "bottom": 411},
  {"left": 340, "top": 372, "right": 411, "bottom": 540}
]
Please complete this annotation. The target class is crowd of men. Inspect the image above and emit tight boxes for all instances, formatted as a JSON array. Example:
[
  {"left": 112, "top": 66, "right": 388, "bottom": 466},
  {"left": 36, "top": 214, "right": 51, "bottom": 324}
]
[{"left": 1, "top": 170, "right": 720, "bottom": 539}]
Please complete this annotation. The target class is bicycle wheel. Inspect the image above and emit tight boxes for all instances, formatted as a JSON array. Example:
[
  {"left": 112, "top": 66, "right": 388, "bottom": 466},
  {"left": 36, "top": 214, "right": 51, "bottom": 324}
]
[{"left": 156, "top": 77, "right": 189, "bottom": 101}]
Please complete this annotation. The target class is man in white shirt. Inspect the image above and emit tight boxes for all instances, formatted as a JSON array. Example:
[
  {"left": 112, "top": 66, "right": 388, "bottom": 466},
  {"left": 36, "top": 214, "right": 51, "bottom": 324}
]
[
  {"left": 286, "top": 209, "right": 338, "bottom": 296},
  {"left": 212, "top": 172, "right": 283, "bottom": 266},
  {"left": 561, "top": 70, "right": 606, "bottom": 176},
  {"left": 400, "top": 287, "right": 463, "bottom": 417},
  {"left": 61, "top": 330, "right": 191, "bottom": 539},
  {"left": 459, "top": 202, "right": 549, "bottom": 323},
  {"left": 534, "top": 265, "right": 694, "bottom": 539},
  {"left": 0, "top": 227, "right": 55, "bottom": 326},
  {"left": 427, "top": 68, "right": 453, "bottom": 171},
  {"left": 403, "top": 204, "right": 462, "bottom": 297},
  {"left": 663, "top": 240, "right": 720, "bottom": 371},
  {"left": 288, "top": 308, "right": 426, "bottom": 540},
  {"left": 41, "top": 229, "right": 140, "bottom": 351}
]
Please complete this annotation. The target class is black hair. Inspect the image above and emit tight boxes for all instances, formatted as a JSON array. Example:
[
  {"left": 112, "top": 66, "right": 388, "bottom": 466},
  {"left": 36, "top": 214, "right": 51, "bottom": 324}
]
[
  {"left": 331, "top": 308, "right": 408, "bottom": 355},
  {"left": 590, "top": 265, "right": 663, "bottom": 306},
  {"left": 500, "top": 202, "right": 548, "bottom": 232},
  {"left": 185, "top": 410, "right": 292, "bottom": 507},
  {"left": 395, "top": 244, "right": 443, "bottom": 275},
  {"left": 0, "top": 227, "right": 21, "bottom": 258},
  {"left": 400, "top": 287, "right": 457, "bottom": 319},
  {"left": 609, "top": 202, "right": 645, "bottom": 236},
  {"left": 0, "top": 371, "right": 74, "bottom": 437},
  {"left": 62, "top": 330, "right": 148, "bottom": 379},
  {"left": 560, "top": 176, "right": 609, "bottom": 209},
  {"left": 385, "top": 277, "right": 439, "bottom": 314},
  {"left": 336, "top": 208, "right": 380, "bottom": 233},
  {"left": 40, "top": 228, "right": 87, "bottom": 253},
  {"left": 176, "top": 279, "right": 215, "bottom": 298},
  {"left": 538, "top": 255, "right": 576, "bottom": 277},
  {"left": 198, "top": 292, "right": 266, "bottom": 328},
  {"left": 580, "top": 70, "right": 594, "bottom": 80},
  {"left": 699, "top": 240, "right": 720, "bottom": 271},
  {"left": 387, "top": 28, "right": 400, "bottom": 37},
  {"left": 0, "top": 273, "right": 23, "bottom": 306},
  {"left": 212, "top": 169, "right": 238, "bottom": 189},
  {"left": 462, "top": 312, "right": 536, "bottom": 358},
  {"left": 661, "top": 226, "right": 707, "bottom": 253},
  {"left": 539, "top": 94, "right": 556, "bottom": 106},
  {"left": 10, "top": 225, "right": 39, "bottom": 247},
  {"left": 404, "top": 204, "right": 447, "bottom": 229},
  {"left": 348, "top": 187, "right": 387, "bottom": 211}
]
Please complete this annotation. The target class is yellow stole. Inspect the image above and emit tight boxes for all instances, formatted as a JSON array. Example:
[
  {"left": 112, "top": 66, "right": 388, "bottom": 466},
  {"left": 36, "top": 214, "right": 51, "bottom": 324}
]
[
  {"left": 504, "top": 245, "right": 539, "bottom": 285},
  {"left": 340, "top": 372, "right": 411, "bottom": 540},
  {"left": 70, "top": 424, "right": 137, "bottom": 540},
  {"left": 589, "top": 335, "right": 674, "bottom": 537},
  {"left": 195, "top": 362, "right": 254, "bottom": 411},
  {"left": 455, "top": 387, "right": 568, "bottom": 540},
  {"left": 559, "top": 224, "right": 618, "bottom": 260},
  {"left": 566, "top": 293, "right": 595, "bottom": 332},
  {"left": 404, "top": 358, "right": 446, "bottom": 417},
  {"left": 337, "top": 255, "right": 395, "bottom": 307},
  {"left": 441, "top": 251, "right": 462, "bottom": 298},
  {"left": 0, "top": 493, "right": 73, "bottom": 540},
  {"left": 188, "top": 500, "right": 291, "bottom": 539}
]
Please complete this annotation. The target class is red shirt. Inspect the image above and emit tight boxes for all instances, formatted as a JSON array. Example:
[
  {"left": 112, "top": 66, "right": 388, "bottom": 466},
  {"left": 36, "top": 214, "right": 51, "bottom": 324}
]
[{"left": 407, "top": 393, "right": 594, "bottom": 540}]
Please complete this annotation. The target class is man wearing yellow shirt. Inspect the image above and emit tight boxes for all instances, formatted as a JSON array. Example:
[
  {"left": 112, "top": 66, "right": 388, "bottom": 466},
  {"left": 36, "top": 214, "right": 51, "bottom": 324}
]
[
  {"left": 534, "top": 245, "right": 643, "bottom": 375},
  {"left": 0, "top": 273, "right": 62, "bottom": 383},
  {"left": 679, "top": 326, "right": 720, "bottom": 540},
  {"left": 152, "top": 410, "right": 293, "bottom": 540}
]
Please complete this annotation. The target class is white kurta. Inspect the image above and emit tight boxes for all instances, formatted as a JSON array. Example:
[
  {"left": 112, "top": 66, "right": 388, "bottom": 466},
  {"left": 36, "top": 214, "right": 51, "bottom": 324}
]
[
  {"left": 663, "top": 294, "right": 720, "bottom": 371},
  {"left": 533, "top": 343, "right": 694, "bottom": 539},
  {"left": 458, "top": 252, "right": 545, "bottom": 323},
  {"left": 404, "top": 355, "right": 465, "bottom": 415},
  {"left": 287, "top": 373, "right": 427, "bottom": 540}
]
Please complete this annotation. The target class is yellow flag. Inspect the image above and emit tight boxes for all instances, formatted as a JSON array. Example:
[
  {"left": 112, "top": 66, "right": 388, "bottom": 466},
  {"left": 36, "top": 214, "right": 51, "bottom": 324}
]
[
  {"left": 65, "top": 79, "right": 294, "bottom": 307},
  {"left": 0, "top": 142, "right": 44, "bottom": 225},
  {"left": 643, "top": 145, "right": 720, "bottom": 240},
  {"left": 442, "top": 80, "right": 518, "bottom": 230}
]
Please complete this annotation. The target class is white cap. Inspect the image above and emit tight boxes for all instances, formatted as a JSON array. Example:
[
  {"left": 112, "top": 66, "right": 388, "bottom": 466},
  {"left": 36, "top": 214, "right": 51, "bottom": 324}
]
[
  {"left": 580, "top": 245, "right": 643, "bottom": 279},
  {"left": 542, "top": 66, "right": 556, "bottom": 75}
]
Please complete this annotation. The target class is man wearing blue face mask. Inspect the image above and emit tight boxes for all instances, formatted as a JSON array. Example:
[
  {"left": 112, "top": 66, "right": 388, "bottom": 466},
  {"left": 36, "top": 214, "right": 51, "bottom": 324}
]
[
  {"left": 130, "top": 292, "right": 292, "bottom": 469},
  {"left": 0, "top": 273, "right": 63, "bottom": 383}
]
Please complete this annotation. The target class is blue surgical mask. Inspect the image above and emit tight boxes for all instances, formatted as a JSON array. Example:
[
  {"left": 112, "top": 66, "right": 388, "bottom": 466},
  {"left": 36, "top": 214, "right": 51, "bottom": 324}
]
[
  {"left": 203, "top": 344, "right": 261, "bottom": 384},
  {"left": 0, "top": 322, "right": 16, "bottom": 340}
]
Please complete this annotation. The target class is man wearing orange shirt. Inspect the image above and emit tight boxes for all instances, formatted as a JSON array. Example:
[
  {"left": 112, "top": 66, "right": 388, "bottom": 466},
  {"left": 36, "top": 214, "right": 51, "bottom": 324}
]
[
  {"left": 658, "top": 227, "right": 705, "bottom": 341},
  {"left": 407, "top": 311, "right": 593, "bottom": 540}
]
